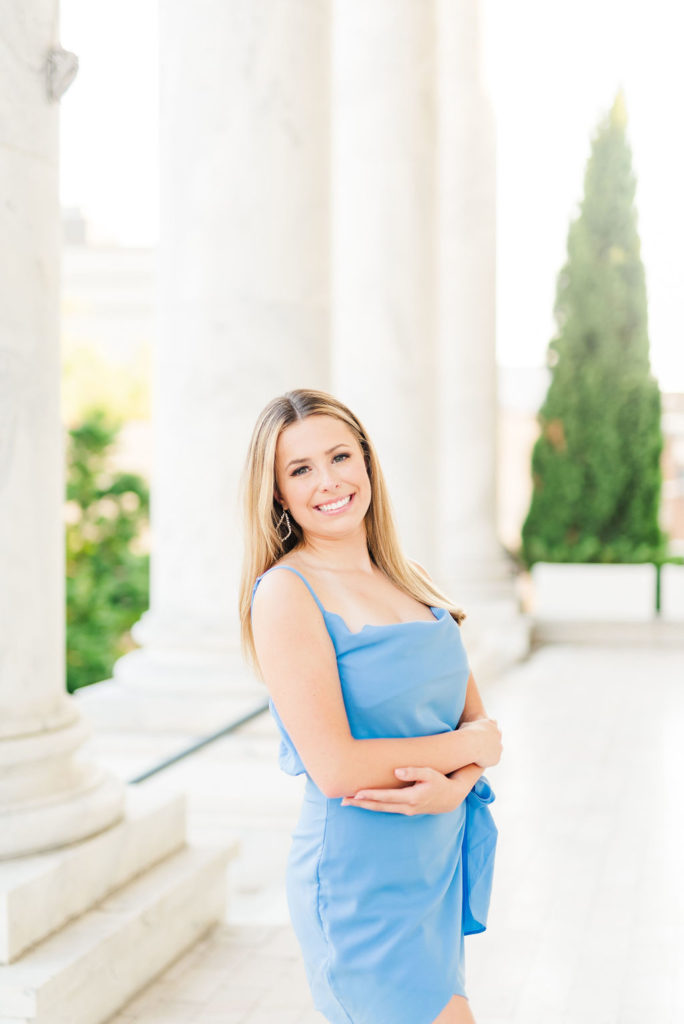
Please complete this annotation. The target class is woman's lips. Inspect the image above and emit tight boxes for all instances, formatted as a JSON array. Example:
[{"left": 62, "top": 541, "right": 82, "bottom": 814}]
[{"left": 314, "top": 492, "right": 354, "bottom": 515}]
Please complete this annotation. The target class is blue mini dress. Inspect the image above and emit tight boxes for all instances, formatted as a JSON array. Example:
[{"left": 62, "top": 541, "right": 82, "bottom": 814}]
[{"left": 250, "top": 564, "right": 496, "bottom": 1024}]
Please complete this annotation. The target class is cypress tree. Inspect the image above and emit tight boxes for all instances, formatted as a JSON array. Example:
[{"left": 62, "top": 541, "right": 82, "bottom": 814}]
[{"left": 521, "top": 91, "right": 666, "bottom": 566}]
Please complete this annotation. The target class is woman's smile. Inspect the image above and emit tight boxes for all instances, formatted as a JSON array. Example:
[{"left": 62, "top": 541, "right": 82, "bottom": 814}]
[{"left": 315, "top": 493, "right": 355, "bottom": 515}]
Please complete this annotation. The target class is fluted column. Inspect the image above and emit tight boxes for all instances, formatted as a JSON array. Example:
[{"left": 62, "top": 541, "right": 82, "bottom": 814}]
[
  {"left": 115, "top": 0, "right": 331, "bottom": 694},
  {"left": 0, "top": 0, "right": 124, "bottom": 858},
  {"left": 435, "top": 0, "right": 529, "bottom": 667},
  {"left": 330, "top": 0, "right": 437, "bottom": 565}
]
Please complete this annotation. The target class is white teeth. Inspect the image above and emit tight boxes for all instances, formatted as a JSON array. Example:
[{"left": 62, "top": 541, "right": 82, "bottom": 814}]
[{"left": 317, "top": 494, "right": 351, "bottom": 512}]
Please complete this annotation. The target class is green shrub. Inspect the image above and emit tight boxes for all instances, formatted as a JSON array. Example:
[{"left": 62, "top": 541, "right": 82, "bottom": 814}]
[{"left": 65, "top": 408, "right": 149, "bottom": 691}]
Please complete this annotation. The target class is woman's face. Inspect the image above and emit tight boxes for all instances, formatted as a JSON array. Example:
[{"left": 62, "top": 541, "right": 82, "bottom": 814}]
[{"left": 274, "top": 414, "right": 372, "bottom": 541}]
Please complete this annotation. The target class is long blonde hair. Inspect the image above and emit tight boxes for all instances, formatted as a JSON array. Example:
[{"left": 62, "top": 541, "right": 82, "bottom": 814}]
[{"left": 238, "top": 388, "right": 466, "bottom": 678}]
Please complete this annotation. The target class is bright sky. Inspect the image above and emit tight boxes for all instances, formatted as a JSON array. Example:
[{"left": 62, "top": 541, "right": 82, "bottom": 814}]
[
  {"left": 59, "top": 0, "right": 684, "bottom": 389},
  {"left": 59, "top": 1, "right": 158, "bottom": 246}
]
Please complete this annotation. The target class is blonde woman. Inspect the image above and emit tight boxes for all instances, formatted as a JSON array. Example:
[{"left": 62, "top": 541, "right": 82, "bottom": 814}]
[{"left": 240, "top": 388, "right": 502, "bottom": 1024}]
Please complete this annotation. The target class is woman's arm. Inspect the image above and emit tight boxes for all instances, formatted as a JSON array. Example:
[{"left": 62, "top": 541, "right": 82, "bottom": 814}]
[
  {"left": 411, "top": 559, "right": 497, "bottom": 789},
  {"left": 341, "top": 676, "right": 496, "bottom": 816},
  {"left": 251, "top": 569, "right": 501, "bottom": 799},
  {"left": 446, "top": 670, "right": 493, "bottom": 788},
  {"left": 340, "top": 721, "right": 497, "bottom": 798},
  {"left": 458, "top": 668, "right": 489, "bottom": 726}
]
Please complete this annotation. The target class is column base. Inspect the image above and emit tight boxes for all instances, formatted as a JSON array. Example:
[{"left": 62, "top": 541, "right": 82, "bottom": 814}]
[
  {"left": 112, "top": 643, "right": 256, "bottom": 696},
  {"left": 0, "top": 769, "right": 125, "bottom": 862},
  {"left": 0, "top": 694, "right": 80, "bottom": 741},
  {"left": 76, "top": 675, "right": 267, "bottom": 737},
  {"left": 100, "top": 634, "right": 265, "bottom": 734},
  {"left": 0, "top": 709, "right": 126, "bottom": 860}
]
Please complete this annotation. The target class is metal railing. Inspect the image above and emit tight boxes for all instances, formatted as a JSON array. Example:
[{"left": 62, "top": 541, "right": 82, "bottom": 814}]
[{"left": 127, "top": 700, "right": 270, "bottom": 784}]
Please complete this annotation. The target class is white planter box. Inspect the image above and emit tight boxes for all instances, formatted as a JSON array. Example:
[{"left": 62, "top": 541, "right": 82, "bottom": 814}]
[
  {"left": 660, "top": 564, "right": 684, "bottom": 621},
  {"left": 531, "top": 562, "right": 657, "bottom": 621}
]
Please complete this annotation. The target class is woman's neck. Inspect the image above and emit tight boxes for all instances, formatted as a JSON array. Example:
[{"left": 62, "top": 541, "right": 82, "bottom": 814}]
[{"left": 291, "top": 530, "right": 374, "bottom": 575}]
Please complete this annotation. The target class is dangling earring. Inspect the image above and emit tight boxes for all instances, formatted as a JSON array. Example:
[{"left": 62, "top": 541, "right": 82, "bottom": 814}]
[{"left": 276, "top": 506, "right": 292, "bottom": 541}]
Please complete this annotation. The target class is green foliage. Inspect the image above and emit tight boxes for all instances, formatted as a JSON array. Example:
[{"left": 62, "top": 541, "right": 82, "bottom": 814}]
[
  {"left": 65, "top": 408, "right": 149, "bottom": 692},
  {"left": 522, "top": 92, "right": 667, "bottom": 567}
]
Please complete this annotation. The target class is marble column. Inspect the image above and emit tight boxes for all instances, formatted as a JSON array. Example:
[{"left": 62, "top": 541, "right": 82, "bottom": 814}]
[
  {"left": 114, "top": 0, "right": 331, "bottom": 697},
  {"left": 434, "top": 0, "right": 529, "bottom": 668},
  {"left": 0, "top": 0, "right": 124, "bottom": 858},
  {"left": 330, "top": 0, "right": 437, "bottom": 566}
]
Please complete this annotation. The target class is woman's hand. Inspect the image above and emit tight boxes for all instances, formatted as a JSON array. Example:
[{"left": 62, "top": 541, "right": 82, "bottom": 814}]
[
  {"left": 340, "top": 765, "right": 466, "bottom": 815},
  {"left": 458, "top": 717, "right": 502, "bottom": 768}
]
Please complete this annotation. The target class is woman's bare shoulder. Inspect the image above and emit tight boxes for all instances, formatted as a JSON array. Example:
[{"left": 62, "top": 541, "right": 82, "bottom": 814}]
[{"left": 251, "top": 558, "right": 323, "bottom": 628}]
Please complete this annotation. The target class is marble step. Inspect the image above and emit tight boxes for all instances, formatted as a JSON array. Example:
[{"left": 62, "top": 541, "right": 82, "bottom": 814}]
[
  {"left": 0, "top": 839, "right": 238, "bottom": 1024},
  {"left": 1, "top": 785, "right": 188, "bottom": 963}
]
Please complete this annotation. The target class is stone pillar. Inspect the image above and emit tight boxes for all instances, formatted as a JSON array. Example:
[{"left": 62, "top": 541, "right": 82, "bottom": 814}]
[
  {"left": 114, "top": 0, "right": 331, "bottom": 698},
  {"left": 434, "top": 0, "right": 529, "bottom": 669},
  {"left": 0, "top": 0, "right": 124, "bottom": 858},
  {"left": 330, "top": 0, "right": 437, "bottom": 566}
]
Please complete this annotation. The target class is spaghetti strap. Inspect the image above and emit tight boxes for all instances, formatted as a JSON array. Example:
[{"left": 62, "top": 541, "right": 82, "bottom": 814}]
[{"left": 250, "top": 564, "right": 327, "bottom": 617}]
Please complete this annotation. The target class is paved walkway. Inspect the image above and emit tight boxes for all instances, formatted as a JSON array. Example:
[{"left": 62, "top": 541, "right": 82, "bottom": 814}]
[
  {"left": 105, "top": 923, "right": 321, "bottom": 1024},
  {"left": 92, "top": 641, "right": 684, "bottom": 1024}
]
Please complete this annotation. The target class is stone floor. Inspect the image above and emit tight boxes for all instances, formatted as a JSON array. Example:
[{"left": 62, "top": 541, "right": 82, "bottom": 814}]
[
  {"left": 82, "top": 640, "right": 684, "bottom": 1024},
  {"left": 103, "top": 922, "right": 322, "bottom": 1024}
]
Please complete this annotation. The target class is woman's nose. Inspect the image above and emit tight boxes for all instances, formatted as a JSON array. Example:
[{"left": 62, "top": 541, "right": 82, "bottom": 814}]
[{"left": 318, "top": 466, "right": 340, "bottom": 489}]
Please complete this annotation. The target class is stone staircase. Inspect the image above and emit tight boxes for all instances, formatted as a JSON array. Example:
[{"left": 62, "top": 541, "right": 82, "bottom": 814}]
[{"left": 0, "top": 785, "right": 238, "bottom": 1024}]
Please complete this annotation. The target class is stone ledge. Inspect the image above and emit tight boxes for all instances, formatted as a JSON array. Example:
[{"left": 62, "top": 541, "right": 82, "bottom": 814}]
[
  {"left": 530, "top": 562, "right": 658, "bottom": 621},
  {"left": 532, "top": 618, "right": 684, "bottom": 647}
]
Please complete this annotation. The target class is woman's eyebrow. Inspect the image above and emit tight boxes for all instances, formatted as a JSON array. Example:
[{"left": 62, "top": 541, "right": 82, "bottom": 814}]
[{"left": 285, "top": 443, "right": 350, "bottom": 470}]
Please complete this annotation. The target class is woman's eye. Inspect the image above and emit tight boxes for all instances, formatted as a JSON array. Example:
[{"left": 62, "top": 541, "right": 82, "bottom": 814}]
[{"left": 291, "top": 452, "right": 349, "bottom": 477}]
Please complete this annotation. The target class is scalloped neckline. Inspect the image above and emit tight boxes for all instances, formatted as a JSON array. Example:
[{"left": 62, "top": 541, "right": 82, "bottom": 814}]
[{"left": 322, "top": 604, "right": 446, "bottom": 637}]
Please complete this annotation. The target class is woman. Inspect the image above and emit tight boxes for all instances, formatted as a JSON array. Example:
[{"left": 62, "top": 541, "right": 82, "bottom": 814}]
[{"left": 239, "top": 388, "right": 502, "bottom": 1024}]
